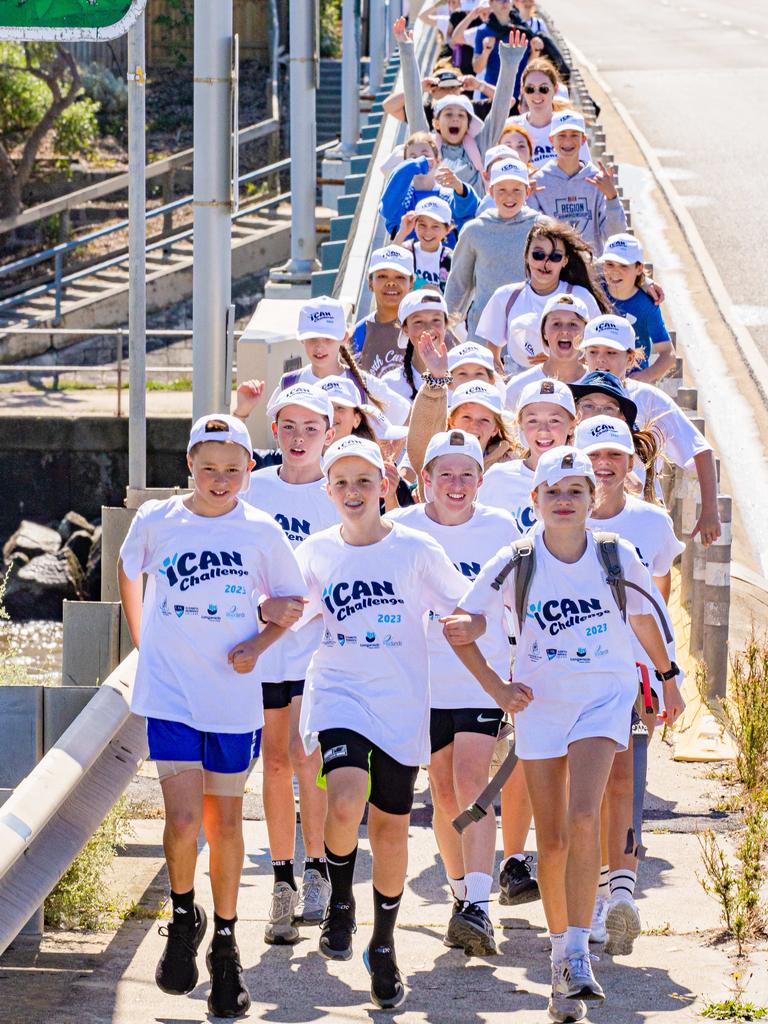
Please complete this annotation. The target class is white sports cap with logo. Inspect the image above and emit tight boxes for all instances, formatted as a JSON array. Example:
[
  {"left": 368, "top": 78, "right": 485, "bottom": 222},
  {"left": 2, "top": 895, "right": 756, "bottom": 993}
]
[
  {"left": 322, "top": 435, "right": 385, "bottom": 475},
  {"left": 297, "top": 296, "right": 347, "bottom": 342},
  {"left": 580, "top": 314, "right": 637, "bottom": 352},
  {"left": 361, "top": 404, "right": 409, "bottom": 442},
  {"left": 540, "top": 291, "right": 590, "bottom": 324},
  {"left": 483, "top": 143, "right": 519, "bottom": 171},
  {"left": 549, "top": 109, "right": 587, "bottom": 137},
  {"left": 317, "top": 375, "right": 360, "bottom": 408},
  {"left": 267, "top": 382, "right": 334, "bottom": 422},
  {"left": 413, "top": 196, "right": 453, "bottom": 225},
  {"left": 432, "top": 94, "right": 484, "bottom": 136},
  {"left": 489, "top": 157, "right": 530, "bottom": 188},
  {"left": 397, "top": 289, "right": 448, "bottom": 347},
  {"left": 599, "top": 233, "right": 645, "bottom": 265},
  {"left": 532, "top": 444, "right": 596, "bottom": 490},
  {"left": 188, "top": 414, "right": 253, "bottom": 457},
  {"left": 368, "top": 244, "right": 415, "bottom": 277},
  {"left": 424, "top": 428, "right": 484, "bottom": 470},
  {"left": 517, "top": 377, "right": 577, "bottom": 417},
  {"left": 449, "top": 379, "right": 503, "bottom": 416},
  {"left": 575, "top": 414, "right": 635, "bottom": 456},
  {"left": 448, "top": 341, "right": 495, "bottom": 373}
]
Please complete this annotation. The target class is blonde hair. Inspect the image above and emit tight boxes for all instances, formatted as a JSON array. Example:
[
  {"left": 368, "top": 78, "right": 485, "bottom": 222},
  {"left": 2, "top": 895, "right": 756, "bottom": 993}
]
[{"left": 404, "top": 131, "right": 439, "bottom": 160}]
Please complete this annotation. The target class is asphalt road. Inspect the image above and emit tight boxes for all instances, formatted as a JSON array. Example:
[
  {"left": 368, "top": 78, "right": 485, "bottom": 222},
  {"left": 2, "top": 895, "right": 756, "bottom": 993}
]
[{"left": 542, "top": 0, "right": 768, "bottom": 358}]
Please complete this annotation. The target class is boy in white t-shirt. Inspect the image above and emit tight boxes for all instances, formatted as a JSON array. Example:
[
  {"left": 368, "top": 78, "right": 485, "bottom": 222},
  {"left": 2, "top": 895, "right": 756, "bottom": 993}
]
[
  {"left": 393, "top": 195, "right": 454, "bottom": 294},
  {"left": 294, "top": 436, "right": 467, "bottom": 1011},
  {"left": 118, "top": 415, "right": 306, "bottom": 1019}
]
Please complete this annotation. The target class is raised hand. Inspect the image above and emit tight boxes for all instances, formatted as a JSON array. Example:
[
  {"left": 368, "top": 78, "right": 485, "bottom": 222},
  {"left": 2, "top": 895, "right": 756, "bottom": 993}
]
[
  {"left": 393, "top": 15, "right": 412, "bottom": 44},
  {"left": 585, "top": 160, "right": 618, "bottom": 200},
  {"left": 434, "top": 165, "right": 463, "bottom": 193},
  {"left": 234, "top": 378, "right": 265, "bottom": 419},
  {"left": 416, "top": 329, "right": 449, "bottom": 376},
  {"left": 508, "top": 28, "right": 528, "bottom": 49}
]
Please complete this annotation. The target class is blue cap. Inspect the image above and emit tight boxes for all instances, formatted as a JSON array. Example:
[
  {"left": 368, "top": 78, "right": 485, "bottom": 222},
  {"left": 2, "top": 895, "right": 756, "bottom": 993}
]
[{"left": 568, "top": 371, "right": 638, "bottom": 430}]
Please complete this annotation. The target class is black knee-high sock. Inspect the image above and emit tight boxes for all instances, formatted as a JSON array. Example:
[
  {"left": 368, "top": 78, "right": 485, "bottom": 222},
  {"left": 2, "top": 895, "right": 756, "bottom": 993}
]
[
  {"left": 324, "top": 843, "right": 358, "bottom": 905},
  {"left": 370, "top": 886, "right": 402, "bottom": 950},
  {"left": 212, "top": 913, "right": 237, "bottom": 952}
]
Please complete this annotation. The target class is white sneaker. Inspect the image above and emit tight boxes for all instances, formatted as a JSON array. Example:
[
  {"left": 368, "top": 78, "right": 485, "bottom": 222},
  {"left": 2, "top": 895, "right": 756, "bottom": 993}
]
[
  {"left": 589, "top": 895, "right": 607, "bottom": 944},
  {"left": 548, "top": 959, "right": 587, "bottom": 1022},
  {"left": 294, "top": 869, "right": 332, "bottom": 925},
  {"left": 264, "top": 881, "right": 299, "bottom": 945},
  {"left": 605, "top": 895, "right": 641, "bottom": 956}
]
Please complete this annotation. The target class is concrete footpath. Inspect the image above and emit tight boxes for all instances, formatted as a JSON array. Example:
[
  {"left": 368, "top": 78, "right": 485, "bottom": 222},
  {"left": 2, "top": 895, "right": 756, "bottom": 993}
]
[{"left": 1, "top": 737, "right": 766, "bottom": 1024}]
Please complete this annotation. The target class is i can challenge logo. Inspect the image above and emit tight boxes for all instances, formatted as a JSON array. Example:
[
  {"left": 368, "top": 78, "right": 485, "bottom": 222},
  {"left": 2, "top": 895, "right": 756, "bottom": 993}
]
[
  {"left": 526, "top": 596, "right": 609, "bottom": 636},
  {"left": 322, "top": 579, "right": 404, "bottom": 622},
  {"left": 159, "top": 550, "right": 248, "bottom": 592}
]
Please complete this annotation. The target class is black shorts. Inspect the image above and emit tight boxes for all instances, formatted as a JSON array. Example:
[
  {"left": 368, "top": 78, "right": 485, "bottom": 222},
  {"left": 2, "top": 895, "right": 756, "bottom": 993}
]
[
  {"left": 262, "top": 680, "right": 305, "bottom": 711},
  {"left": 317, "top": 728, "right": 419, "bottom": 816},
  {"left": 430, "top": 707, "right": 504, "bottom": 754}
]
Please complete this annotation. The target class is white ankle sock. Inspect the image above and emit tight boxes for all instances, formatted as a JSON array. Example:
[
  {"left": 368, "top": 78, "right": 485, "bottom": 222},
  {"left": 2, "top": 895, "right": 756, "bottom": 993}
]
[
  {"left": 464, "top": 871, "right": 493, "bottom": 906},
  {"left": 565, "top": 925, "right": 591, "bottom": 958},
  {"left": 597, "top": 864, "right": 610, "bottom": 898},
  {"left": 448, "top": 876, "right": 466, "bottom": 901},
  {"left": 549, "top": 930, "right": 567, "bottom": 963},
  {"left": 609, "top": 868, "right": 637, "bottom": 900}
]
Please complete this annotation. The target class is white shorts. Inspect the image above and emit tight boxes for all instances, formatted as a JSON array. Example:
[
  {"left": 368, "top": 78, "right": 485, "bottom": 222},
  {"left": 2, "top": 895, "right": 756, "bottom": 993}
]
[{"left": 514, "top": 676, "right": 636, "bottom": 761}]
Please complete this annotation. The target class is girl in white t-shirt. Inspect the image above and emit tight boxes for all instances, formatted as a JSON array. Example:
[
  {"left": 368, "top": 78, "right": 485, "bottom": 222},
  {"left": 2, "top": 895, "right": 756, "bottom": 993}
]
[
  {"left": 381, "top": 288, "right": 459, "bottom": 403},
  {"left": 294, "top": 436, "right": 466, "bottom": 1011},
  {"left": 118, "top": 415, "right": 306, "bottom": 1019},
  {"left": 388, "top": 429, "right": 520, "bottom": 957},
  {"left": 475, "top": 218, "right": 608, "bottom": 373},
  {"left": 448, "top": 445, "right": 683, "bottom": 1016},
  {"left": 507, "top": 58, "right": 591, "bottom": 170},
  {"left": 576, "top": 415, "right": 684, "bottom": 959}
]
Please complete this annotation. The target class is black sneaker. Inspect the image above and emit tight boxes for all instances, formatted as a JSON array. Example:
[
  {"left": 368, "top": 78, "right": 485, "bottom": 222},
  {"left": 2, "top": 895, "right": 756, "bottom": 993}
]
[
  {"left": 319, "top": 899, "right": 357, "bottom": 961},
  {"left": 155, "top": 904, "right": 208, "bottom": 994},
  {"left": 445, "top": 901, "right": 497, "bottom": 956},
  {"left": 206, "top": 942, "right": 252, "bottom": 1018},
  {"left": 443, "top": 897, "right": 463, "bottom": 948},
  {"left": 363, "top": 944, "right": 406, "bottom": 1009},
  {"left": 499, "top": 855, "right": 540, "bottom": 906}
]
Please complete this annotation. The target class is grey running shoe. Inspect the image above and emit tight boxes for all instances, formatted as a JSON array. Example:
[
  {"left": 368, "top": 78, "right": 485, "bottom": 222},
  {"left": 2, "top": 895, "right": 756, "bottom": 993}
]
[
  {"left": 605, "top": 895, "right": 641, "bottom": 956},
  {"left": 264, "top": 881, "right": 299, "bottom": 945},
  {"left": 294, "top": 868, "right": 332, "bottom": 925},
  {"left": 562, "top": 951, "right": 605, "bottom": 1002},
  {"left": 548, "top": 959, "right": 587, "bottom": 1023},
  {"left": 590, "top": 895, "right": 608, "bottom": 944},
  {"left": 445, "top": 901, "right": 498, "bottom": 956}
]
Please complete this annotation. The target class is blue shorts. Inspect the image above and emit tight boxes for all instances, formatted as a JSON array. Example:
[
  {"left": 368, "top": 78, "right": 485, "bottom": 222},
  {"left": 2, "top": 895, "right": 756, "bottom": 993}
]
[{"left": 147, "top": 718, "right": 261, "bottom": 795}]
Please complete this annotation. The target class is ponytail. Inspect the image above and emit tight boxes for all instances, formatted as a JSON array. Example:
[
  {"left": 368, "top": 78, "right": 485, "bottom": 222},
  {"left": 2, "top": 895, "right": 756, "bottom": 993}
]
[
  {"left": 339, "top": 343, "right": 384, "bottom": 410},
  {"left": 403, "top": 341, "right": 418, "bottom": 400},
  {"left": 631, "top": 423, "right": 666, "bottom": 504}
]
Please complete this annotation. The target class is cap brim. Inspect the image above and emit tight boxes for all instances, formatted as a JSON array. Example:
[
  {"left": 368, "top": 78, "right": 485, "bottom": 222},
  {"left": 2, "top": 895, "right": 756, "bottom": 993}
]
[
  {"left": 296, "top": 328, "right": 346, "bottom": 342},
  {"left": 491, "top": 174, "right": 529, "bottom": 187},
  {"left": 580, "top": 440, "right": 635, "bottom": 457},
  {"left": 579, "top": 338, "right": 631, "bottom": 353},
  {"left": 268, "top": 398, "right": 333, "bottom": 420},
  {"left": 450, "top": 395, "right": 502, "bottom": 417},
  {"left": 597, "top": 252, "right": 635, "bottom": 265},
  {"left": 370, "top": 262, "right": 414, "bottom": 276},
  {"left": 322, "top": 451, "right": 385, "bottom": 476},
  {"left": 567, "top": 382, "right": 638, "bottom": 425}
]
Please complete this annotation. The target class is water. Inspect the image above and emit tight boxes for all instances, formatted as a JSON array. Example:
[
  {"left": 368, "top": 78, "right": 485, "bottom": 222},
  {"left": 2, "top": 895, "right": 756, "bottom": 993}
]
[{"left": 0, "top": 619, "right": 63, "bottom": 686}]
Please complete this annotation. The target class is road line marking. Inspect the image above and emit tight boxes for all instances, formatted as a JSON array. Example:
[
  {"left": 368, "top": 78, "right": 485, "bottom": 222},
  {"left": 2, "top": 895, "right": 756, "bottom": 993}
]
[{"left": 720, "top": 19, "right": 732, "bottom": 26}]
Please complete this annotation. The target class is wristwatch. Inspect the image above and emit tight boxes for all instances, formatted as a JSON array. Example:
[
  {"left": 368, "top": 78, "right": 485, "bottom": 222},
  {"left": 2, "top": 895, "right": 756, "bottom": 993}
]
[
  {"left": 257, "top": 603, "right": 267, "bottom": 626},
  {"left": 654, "top": 661, "right": 680, "bottom": 683}
]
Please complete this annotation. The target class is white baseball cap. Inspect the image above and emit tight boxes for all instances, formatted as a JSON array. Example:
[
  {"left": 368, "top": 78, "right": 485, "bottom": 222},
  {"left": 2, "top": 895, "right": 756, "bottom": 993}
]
[
  {"left": 432, "top": 95, "right": 484, "bottom": 137},
  {"left": 413, "top": 195, "right": 453, "bottom": 225},
  {"left": 267, "top": 382, "right": 334, "bottom": 422},
  {"left": 540, "top": 292, "right": 590, "bottom": 324},
  {"left": 424, "top": 429, "right": 484, "bottom": 470},
  {"left": 483, "top": 143, "right": 519, "bottom": 171},
  {"left": 322, "top": 435, "right": 385, "bottom": 476},
  {"left": 532, "top": 445, "right": 596, "bottom": 491},
  {"left": 397, "top": 289, "right": 448, "bottom": 347},
  {"left": 449, "top": 379, "right": 503, "bottom": 417},
  {"left": 599, "top": 233, "right": 645, "bottom": 265},
  {"left": 489, "top": 158, "right": 530, "bottom": 188},
  {"left": 368, "top": 245, "right": 415, "bottom": 277},
  {"left": 581, "top": 314, "right": 637, "bottom": 352},
  {"left": 549, "top": 109, "right": 587, "bottom": 137},
  {"left": 517, "top": 377, "right": 577, "bottom": 417},
  {"left": 187, "top": 413, "right": 253, "bottom": 457},
  {"left": 448, "top": 341, "right": 496, "bottom": 373},
  {"left": 297, "top": 296, "right": 347, "bottom": 342},
  {"left": 317, "top": 375, "right": 360, "bottom": 408},
  {"left": 575, "top": 414, "right": 635, "bottom": 456},
  {"left": 361, "top": 404, "right": 409, "bottom": 442}
]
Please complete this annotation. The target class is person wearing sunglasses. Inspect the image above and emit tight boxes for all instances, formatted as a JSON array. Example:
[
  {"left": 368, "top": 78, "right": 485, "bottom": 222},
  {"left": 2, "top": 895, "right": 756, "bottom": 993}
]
[
  {"left": 475, "top": 217, "right": 610, "bottom": 374},
  {"left": 506, "top": 58, "right": 591, "bottom": 169}
]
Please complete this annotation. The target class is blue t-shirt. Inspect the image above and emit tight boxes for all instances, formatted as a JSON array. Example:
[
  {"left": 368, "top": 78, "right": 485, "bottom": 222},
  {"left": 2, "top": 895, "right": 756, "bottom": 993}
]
[
  {"left": 607, "top": 289, "right": 671, "bottom": 370},
  {"left": 474, "top": 25, "right": 502, "bottom": 87}
]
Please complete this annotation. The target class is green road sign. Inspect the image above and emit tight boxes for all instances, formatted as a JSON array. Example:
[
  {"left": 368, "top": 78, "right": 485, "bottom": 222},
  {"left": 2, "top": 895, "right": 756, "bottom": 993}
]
[{"left": 0, "top": 0, "right": 147, "bottom": 40}]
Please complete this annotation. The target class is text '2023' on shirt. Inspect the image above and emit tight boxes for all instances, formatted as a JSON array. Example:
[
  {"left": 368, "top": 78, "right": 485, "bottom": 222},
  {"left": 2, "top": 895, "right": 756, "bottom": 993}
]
[
  {"left": 243, "top": 465, "right": 340, "bottom": 684},
  {"left": 387, "top": 504, "right": 521, "bottom": 709},
  {"left": 294, "top": 522, "right": 467, "bottom": 766},
  {"left": 119, "top": 495, "right": 305, "bottom": 733}
]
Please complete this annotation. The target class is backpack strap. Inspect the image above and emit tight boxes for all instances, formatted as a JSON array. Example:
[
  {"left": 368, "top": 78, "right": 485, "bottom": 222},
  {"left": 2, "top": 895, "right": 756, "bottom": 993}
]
[
  {"left": 279, "top": 369, "right": 302, "bottom": 391},
  {"left": 593, "top": 531, "right": 673, "bottom": 643},
  {"left": 503, "top": 284, "right": 527, "bottom": 323},
  {"left": 565, "top": 282, "right": 574, "bottom": 294},
  {"left": 490, "top": 535, "right": 536, "bottom": 632}
]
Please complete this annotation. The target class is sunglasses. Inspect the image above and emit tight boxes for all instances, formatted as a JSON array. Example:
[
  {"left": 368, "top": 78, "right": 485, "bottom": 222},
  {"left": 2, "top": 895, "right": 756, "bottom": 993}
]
[
  {"left": 530, "top": 249, "right": 565, "bottom": 263},
  {"left": 524, "top": 84, "right": 551, "bottom": 95}
]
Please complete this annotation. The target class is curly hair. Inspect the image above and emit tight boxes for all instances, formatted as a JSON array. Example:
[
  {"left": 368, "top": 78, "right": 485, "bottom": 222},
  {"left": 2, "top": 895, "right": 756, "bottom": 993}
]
[{"left": 525, "top": 218, "right": 613, "bottom": 314}]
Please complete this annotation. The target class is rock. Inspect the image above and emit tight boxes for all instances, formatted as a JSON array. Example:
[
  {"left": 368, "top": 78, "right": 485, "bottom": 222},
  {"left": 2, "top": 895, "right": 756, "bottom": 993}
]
[
  {"left": 4, "top": 548, "right": 84, "bottom": 620},
  {"left": 57, "top": 511, "right": 95, "bottom": 543},
  {"left": 83, "top": 526, "right": 102, "bottom": 600},
  {"left": 65, "top": 530, "right": 94, "bottom": 571},
  {"left": 2, "top": 520, "right": 61, "bottom": 563}
]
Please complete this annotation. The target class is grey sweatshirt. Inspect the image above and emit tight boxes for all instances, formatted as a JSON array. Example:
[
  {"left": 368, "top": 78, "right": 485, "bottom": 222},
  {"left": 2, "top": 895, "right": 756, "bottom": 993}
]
[
  {"left": 444, "top": 206, "right": 542, "bottom": 341},
  {"left": 529, "top": 159, "right": 627, "bottom": 257},
  {"left": 399, "top": 36, "right": 525, "bottom": 196}
]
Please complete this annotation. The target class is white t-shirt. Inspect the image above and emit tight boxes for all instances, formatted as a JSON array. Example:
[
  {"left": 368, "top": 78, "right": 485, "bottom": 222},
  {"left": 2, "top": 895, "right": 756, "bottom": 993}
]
[
  {"left": 295, "top": 522, "right": 467, "bottom": 765},
  {"left": 475, "top": 280, "right": 600, "bottom": 365},
  {"left": 387, "top": 503, "right": 521, "bottom": 708},
  {"left": 381, "top": 363, "right": 423, "bottom": 404},
  {"left": 506, "top": 113, "right": 591, "bottom": 170},
  {"left": 504, "top": 365, "right": 546, "bottom": 412},
  {"left": 624, "top": 378, "right": 711, "bottom": 469},
  {"left": 271, "top": 364, "right": 411, "bottom": 426},
  {"left": 243, "top": 465, "right": 339, "bottom": 683},
  {"left": 119, "top": 496, "right": 305, "bottom": 733},
  {"left": 480, "top": 458, "right": 537, "bottom": 533}
]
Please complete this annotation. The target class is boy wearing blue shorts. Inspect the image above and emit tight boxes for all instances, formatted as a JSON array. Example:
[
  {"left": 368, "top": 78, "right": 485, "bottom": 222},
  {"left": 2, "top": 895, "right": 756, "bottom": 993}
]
[{"left": 118, "top": 414, "right": 305, "bottom": 1019}]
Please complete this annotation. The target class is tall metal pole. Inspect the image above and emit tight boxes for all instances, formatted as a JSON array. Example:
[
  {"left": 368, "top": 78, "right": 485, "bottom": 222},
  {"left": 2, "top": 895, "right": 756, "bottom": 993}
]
[
  {"left": 332, "top": 0, "right": 360, "bottom": 159},
  {"left": 270, "top": 0, "right": 319, "bottom": 282},
  {"left": 192, "top": 0, "right": 233, "bottom": 419},
  {"left": 368, "top": 0, "right": 385, "bottom": 95},
  {"left": 127, "top": 14, "right": 146, "bottom": 489}
]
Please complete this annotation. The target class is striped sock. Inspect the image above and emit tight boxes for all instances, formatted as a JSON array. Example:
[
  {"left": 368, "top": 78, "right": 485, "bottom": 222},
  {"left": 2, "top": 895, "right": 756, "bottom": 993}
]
[
  {"left": 609, "top": 868, "right": 637, "bottom": 900},
  {"left": 597, "top": 864, "right": 610, "bottom": 899}
]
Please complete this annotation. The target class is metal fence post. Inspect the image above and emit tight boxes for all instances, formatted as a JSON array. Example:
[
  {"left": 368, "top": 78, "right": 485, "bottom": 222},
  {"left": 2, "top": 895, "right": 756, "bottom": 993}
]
[
  {"left": 702, "top": 495, "right": 733, "bottom": 700},
  {"left": 368, "top": 0, "right": 386, "bottom": 94},
  {"left": 53, "top": 251, "right": 63, "bottom": 326},
  {"left": 128, "top": 14, "right": 147, "bottom": 489},
  {"left": 332, "top": 0, "right": 361, "bottom": 160},
  {"left": 116, "top": 328, "right": 124, "bottom": 419},
  {"left": 690, "top": 522, "right": 706, "bottom": 656}
]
